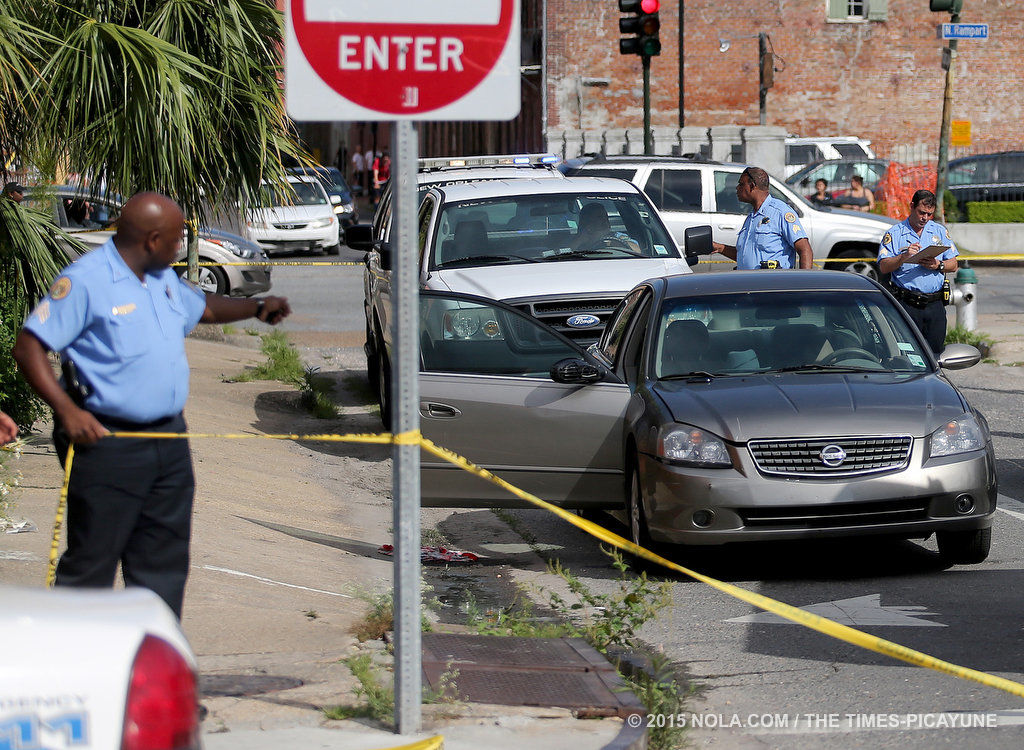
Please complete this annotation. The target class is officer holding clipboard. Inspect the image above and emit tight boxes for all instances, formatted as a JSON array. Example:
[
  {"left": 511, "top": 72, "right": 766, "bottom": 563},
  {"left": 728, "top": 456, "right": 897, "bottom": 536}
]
[{"left": 877, "top": 190, "right": 958, "bottom": 354}]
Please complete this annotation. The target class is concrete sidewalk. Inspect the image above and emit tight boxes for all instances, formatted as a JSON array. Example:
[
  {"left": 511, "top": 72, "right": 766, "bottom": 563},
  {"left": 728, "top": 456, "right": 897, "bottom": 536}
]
[{"left": 3, "top": 331, "right": 641, "bottom": 750}]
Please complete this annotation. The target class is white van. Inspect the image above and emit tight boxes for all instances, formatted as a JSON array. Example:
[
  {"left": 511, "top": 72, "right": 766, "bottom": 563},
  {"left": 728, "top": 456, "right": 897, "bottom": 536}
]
[{"left": 785, "top": 137, "right": 876, "bottom": 178}]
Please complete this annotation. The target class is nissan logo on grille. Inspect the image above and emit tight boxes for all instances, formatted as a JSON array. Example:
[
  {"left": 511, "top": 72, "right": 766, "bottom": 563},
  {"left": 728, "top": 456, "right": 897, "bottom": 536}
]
[
  {"left": 819, "top": 444, "right": 848, "bottom": 467},
  {"left": 566, "top": 314, "right": 601, "bottom": 329}
]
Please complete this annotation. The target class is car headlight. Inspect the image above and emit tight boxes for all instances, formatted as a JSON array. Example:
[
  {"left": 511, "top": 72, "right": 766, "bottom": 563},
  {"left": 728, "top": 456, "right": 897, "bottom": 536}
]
[
  {"left": 657, "top": 424, "right": 731, "bottom": 467},
  {"left": 208, "top": 238, "right": 255, "bottom": 259},
  {"left": 308, "top": 216, "right": 336, "bottom": 229},
  {"left": 334, "top": 202, "right": 355, "bottom": 215},
  {"left": 442, "top": 309, "right": 502, "bottom": 340},
  {"left": 929, "top": 414, "right": 986, "bottom": 457}
]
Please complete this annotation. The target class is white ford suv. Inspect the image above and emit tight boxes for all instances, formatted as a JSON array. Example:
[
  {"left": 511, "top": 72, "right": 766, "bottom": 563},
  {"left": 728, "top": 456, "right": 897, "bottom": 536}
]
[
  {"left": 568, "top": 155, "right": 896, "bottom": 279},
  {"left": 347, "top": 175, "right": 709, "bottom": 424}
]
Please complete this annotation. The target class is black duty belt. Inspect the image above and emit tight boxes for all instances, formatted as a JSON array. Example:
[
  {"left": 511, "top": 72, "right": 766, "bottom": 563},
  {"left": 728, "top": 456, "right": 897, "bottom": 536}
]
[{"left": 890, "top": 285, "right": 943, "bottom": 308}]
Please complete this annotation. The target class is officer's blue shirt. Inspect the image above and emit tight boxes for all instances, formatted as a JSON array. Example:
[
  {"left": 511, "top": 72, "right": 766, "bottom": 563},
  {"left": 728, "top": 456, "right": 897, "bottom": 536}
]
[
  {"left": 878, "top": 219, "right": 958, "bottom": 293},
  {"left": 735, "top": 195, "right": 809, "bottom": 270},
  {"left": 23, "top": 239, "right": 207, "bottom": 422}
]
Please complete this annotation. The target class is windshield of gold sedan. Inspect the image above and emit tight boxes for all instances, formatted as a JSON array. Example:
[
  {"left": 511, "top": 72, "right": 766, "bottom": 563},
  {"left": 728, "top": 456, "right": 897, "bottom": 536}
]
[
  {"left": 654, "top": 291, "right": 932, "bottom": 377},
  {"left": 432, "top": 193, "right": 678, "bottom": 269}
]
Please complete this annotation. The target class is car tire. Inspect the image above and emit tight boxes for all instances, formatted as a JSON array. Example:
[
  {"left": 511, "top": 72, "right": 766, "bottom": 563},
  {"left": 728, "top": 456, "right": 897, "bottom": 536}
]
[
  {"left": 366, "top": 324, "right": 380, "bottom": 393},
  {"left": 826, "top": 249, "right": 883, "bottom": 282},
  {"left": 326, "top": 243, "right": 341, "bottom": 256},
  {"left": 185, "top": 264, "right": 228, "bottom": 295},
  {"left": 377, "top": 349, "right": 392, "bottom": 430},
  {"left": 936, "top": 527, "right": 991, "bottom": 565},
  {"left": 626, "top": 458, "right": 655, "bottom": 560}
]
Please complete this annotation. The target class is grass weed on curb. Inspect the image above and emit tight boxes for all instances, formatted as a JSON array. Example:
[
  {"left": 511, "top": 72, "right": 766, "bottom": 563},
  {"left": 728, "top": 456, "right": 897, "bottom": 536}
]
[{"left": 229, "top": 330, "right": 304, "bottom": 384}]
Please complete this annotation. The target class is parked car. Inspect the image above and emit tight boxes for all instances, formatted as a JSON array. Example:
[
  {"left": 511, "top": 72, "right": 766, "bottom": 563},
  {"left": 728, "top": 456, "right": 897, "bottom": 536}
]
[
  {"left": 784, "top": 136, "right": 876, "bottom": 178},
  {"left": 25, "top": 184, "right": 271, "bottom": 296},
  {"left": 287, "top": 164, "right": 359, "bottom": 232},
  {"left": 248, "top": 175, "right": 340, "bottom": 256},
  {"left": 785, "top": 158, "right": 890, "bottom": 200},
  {"left": 417, "top": 271, "right": 995, "bottom": 564},
  {"left": 1, "top": 585, "right": 201, "bottom": 749},
  {"left": 348, "top": 175, "right": 707, "bottom": 425},
  {"left": 947, "top": 151, "right": 1024, "bottom": 218},
  {"left": 567, "top": 155, "right": 896, "bottom": 279}
]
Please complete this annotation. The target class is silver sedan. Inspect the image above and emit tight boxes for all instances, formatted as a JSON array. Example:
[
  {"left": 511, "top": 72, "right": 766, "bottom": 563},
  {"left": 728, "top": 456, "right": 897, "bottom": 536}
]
[{"left": 417, "top": 271, "right": 995, "bottom": 565}]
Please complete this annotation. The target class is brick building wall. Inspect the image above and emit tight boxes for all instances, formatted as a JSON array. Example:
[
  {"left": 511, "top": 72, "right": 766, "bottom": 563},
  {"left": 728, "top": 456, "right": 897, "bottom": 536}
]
[{"left": 547, "top": 1, "right": 1022, "bottom": 160}]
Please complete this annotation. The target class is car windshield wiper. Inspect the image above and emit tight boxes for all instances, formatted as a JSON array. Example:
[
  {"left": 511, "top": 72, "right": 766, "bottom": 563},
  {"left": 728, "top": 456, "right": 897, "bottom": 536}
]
[
  {"left": 541, "top": 247, "right": 644, "bottom": 261},
  {"left": 436, "top": 254, "right": 530, "bottom": 268},
  {"left": 767, "top": 363, "right": 885, "bottom": 374},
  {"left": 658, "top": 371, "right": 719, "bottom": 381}
]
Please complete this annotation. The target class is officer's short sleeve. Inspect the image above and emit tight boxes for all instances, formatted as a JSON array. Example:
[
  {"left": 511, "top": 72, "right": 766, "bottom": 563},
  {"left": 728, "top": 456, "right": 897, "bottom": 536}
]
[
  {"left": 937, "top": 224, "right": 959, "bottom": 259},
  {"left": 22, "top": 272, "right": 89, "bottom": 352},
  {"left": 176, "top": 275, "right": 208, "bottom": 332},
  {"left": 878, "top": 229, "right": 898, "bottom": 259},
  {"left": 779, "top": 209, "right": 808, "bottom": 245}
]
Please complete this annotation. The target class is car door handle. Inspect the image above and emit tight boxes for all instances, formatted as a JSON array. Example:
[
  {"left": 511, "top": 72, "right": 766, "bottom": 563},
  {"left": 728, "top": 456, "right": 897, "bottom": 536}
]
[
  {"left": 718, "top": 224, "right": 738, "bottom": 230},
  {"left": 421, "top": 402, "right": 461, "bottom": 419}
]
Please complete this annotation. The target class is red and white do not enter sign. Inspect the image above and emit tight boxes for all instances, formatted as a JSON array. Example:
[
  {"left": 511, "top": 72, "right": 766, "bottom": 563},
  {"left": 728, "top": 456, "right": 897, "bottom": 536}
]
[{"left": 286, "top": 0, "right": 521, "bottom": 121}]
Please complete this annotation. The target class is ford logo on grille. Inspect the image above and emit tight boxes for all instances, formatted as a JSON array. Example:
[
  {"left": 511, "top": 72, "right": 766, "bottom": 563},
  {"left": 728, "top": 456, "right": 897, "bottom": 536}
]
[
  {"left": 819, "top": 444, "right": 847, "bottom": 467},
  {"left": 566, "top": 314, "right": 601, "bottom": 329}
]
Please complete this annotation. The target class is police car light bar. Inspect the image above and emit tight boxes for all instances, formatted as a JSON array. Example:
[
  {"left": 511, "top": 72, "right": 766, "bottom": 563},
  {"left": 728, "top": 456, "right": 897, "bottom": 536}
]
[{"left": 418, "top": 154, "right": 560, "bottom": 171}]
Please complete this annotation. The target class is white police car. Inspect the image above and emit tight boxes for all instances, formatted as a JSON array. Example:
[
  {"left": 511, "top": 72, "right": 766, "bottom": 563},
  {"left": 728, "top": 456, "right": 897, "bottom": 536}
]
[{"left": 1, "top": 585, "right": 200, "bottom": 750}]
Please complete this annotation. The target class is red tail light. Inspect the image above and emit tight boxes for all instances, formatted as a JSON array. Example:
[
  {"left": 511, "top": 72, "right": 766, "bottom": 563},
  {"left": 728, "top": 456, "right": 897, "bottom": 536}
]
[{"left": 121, "top": 635, "right": 199, "bottom": 750}]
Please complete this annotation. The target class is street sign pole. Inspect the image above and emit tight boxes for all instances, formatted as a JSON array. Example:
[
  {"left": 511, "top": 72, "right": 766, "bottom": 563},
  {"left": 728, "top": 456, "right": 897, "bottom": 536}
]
[
  {"left": 936, "top": 11, "right": 960, "bottom": 222},
  {"left": 390, "top": 120, "right": 420, "bottom": 733}
]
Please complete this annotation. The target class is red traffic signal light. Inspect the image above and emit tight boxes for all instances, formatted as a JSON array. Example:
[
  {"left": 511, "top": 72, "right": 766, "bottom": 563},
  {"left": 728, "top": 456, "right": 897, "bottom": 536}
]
[{"left": 619, "top": 0, "right": 661, "bottom": 57}]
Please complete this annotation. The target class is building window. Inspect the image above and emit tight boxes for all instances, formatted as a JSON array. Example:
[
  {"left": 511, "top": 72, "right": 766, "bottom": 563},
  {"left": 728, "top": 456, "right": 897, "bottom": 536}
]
[{"left": 827, "top": 0, "right": 887, "bottom": 21}]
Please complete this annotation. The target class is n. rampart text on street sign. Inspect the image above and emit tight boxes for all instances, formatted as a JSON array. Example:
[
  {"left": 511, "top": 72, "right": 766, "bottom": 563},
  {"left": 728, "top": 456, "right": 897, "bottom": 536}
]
[
  {"left": 286, "top": 0, "right": 521, "bottom": 121},
  {"left": 941, "top": 23, "right": 989, "bottom": 39}
]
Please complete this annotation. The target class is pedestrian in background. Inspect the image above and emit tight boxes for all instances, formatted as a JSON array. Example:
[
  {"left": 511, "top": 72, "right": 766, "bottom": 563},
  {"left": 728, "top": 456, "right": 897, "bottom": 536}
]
[
  {"left": 809, "top": 178, "right": 833, "bottom": 207},
  {"left": 712, "top": 167, "right": 814, "bottom": 270},
  {"left": 363, "top": 145, "right": 374, "bottom": 196},
  {"left": 0, "top": 410, "right": 16, "bottom": 443},
  {"left": 372, "top": 150, "right": 391, "bottom": 206},
  {"left": 838, "top": 174, "right": 875, "bottom": 212},
  {"left": 13, "top": 192, "right": 291, "bottom": 618},
  {"left": 877, "top": 189, "right": 958, "bottom": 355},
  {"left": 350, "top": 145, "right": 364, "bottom": 195},
  {"left": 2, "top": 181, "right": 25, "bottom": 203}
]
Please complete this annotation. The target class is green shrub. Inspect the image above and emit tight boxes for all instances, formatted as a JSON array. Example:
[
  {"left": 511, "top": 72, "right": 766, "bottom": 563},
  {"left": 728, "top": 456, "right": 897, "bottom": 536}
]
[
  {"left": 0, "top": 296, "right": 47, "bottom": 430},
  {"left": 942, "top": 190, "right": 962, "bottom": 222},
  {"left": 965, "top": 201, "right": 1024, "bottom": 223}
]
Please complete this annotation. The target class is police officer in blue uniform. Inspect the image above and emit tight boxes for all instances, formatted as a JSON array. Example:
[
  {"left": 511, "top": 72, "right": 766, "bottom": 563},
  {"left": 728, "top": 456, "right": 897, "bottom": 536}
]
[
  {"left": 877, "top": 190, "right": 958, "bottom": 355},
  {"left": 13, "top": 192, "right": 291, "bottom": 618},
  {"left": 712, "top": 167, "right": 814, "bottom": 270}
]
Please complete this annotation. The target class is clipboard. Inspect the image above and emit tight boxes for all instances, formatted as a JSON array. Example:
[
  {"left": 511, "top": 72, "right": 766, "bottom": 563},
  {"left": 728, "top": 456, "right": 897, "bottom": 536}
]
[{"left": 905, "top": 244, "right": 947, "bottom": 263}]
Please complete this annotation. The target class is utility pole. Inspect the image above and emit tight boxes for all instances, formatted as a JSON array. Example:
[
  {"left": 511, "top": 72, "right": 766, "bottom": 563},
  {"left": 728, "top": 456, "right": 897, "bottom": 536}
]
[
  {"left": 931, "top": 0, "right": 964, "bottom": 221},
  {"left": 758, "top": 32, "right": 770, "bottom": 126}
]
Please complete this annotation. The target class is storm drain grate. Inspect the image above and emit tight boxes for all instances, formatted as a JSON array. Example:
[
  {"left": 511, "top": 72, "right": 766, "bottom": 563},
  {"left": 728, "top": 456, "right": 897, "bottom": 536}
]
[{"left": 421, "top": 633, "right": 644, "bottom": 718}]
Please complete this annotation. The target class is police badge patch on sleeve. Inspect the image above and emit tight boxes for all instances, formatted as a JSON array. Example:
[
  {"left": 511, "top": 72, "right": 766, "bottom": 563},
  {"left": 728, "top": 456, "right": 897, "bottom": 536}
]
[
  {"left": 49, "top": 277, "right": 72, "bottom": 300},
  {"left": 784, "top": 212, "right": 796, "bottom": 223},
  {"left": 882, "top": 232, "right": 892, "bottom": 245}
]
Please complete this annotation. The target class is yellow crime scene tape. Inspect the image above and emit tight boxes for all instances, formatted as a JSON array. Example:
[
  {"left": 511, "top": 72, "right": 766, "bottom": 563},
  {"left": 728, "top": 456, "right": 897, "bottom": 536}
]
[
  {"left": 170, "top": 261, "right": 363, "bottom": 267},
  {"left": 47, "top": 429, "right": 1024, "bottom": 699}
]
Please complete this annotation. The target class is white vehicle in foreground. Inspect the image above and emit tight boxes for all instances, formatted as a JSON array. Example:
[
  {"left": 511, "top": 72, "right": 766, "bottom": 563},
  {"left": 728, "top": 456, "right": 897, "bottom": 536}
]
[
  {"left": 348, "top": 175, "right": 710, "bottom": 424},
  {"left": 247, "top": 175, "right": 340, "bottom": 256},
  {"left": 1, "top": 585, "right": 200, "bottom": 750}
]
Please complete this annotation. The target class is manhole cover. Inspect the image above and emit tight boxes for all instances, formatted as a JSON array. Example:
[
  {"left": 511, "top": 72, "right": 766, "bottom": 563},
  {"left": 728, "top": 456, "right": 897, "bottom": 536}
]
[
  {"left": 200, "top": 674, "right": 303, "bottom": 697},
  {"left": 422, "top": 633, "right": 643, "bottom": 718}
]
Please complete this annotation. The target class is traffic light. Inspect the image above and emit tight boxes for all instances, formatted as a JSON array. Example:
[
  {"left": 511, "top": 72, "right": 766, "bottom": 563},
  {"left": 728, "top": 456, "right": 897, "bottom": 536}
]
[
  {"left": 619, "top": 0, "right": 661, "bottom": 57},
  {"left": 929, "top": 0, "right": 963, "bottom": 11}
]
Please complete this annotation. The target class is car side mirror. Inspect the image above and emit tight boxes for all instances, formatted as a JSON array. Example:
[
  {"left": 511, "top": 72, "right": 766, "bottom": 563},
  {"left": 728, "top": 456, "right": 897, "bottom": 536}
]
[
  {"left": 550, "top": 358, "right": 603, "bottom": 384},
  {"left": 377, "top": 241, "right": 392, "bottom": 271},
  {"left": 344, "top": 223, "right": 373, "bottom": 251},
  {"left": 683, "top": 224, "right": 712, "bottom": 265},
  {"left": 800, "top": 178, "right": 810, "bottom": 187},
  {"left": 938, "top": 343, "right": 982, "bottom": 370}
]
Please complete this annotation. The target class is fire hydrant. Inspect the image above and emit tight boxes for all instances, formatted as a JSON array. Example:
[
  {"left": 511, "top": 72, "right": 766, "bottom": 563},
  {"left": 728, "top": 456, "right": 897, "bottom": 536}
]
[{"left": 953, "top": 263, "right": 978, "bottom": 332}]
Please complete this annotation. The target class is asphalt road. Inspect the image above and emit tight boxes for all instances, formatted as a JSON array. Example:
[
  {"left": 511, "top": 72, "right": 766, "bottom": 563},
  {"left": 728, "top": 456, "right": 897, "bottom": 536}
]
[{"left": 270, "top": 251, "right": 1024, "bottom": 747}]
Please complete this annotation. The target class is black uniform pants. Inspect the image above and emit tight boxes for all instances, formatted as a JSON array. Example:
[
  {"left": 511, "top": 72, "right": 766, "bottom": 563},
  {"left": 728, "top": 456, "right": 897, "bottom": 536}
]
[
  {"left": 54, "top": 412, "right": 194, "bottom": 619},
  {"left": 897, "top": 298, "right": 947, "bottom": 356}
]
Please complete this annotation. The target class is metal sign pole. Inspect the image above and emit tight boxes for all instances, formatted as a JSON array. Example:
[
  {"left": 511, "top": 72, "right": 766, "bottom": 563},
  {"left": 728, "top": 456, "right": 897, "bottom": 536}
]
[{"left": 390, "top": 119, "right": 421, "bottom": 734}]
